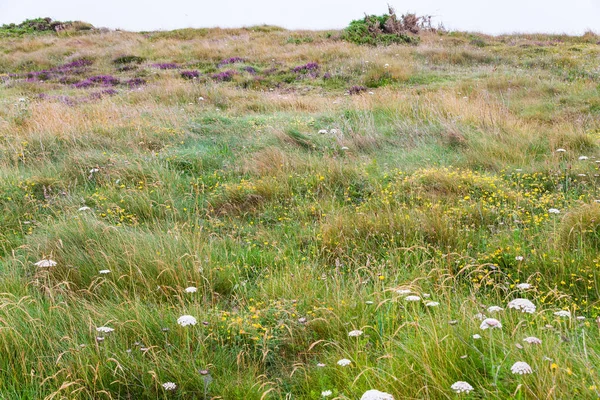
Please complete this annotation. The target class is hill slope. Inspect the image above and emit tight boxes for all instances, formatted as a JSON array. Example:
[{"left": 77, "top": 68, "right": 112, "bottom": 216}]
[{"left": 0, "top": 26, "right": 599, "bottom": 399}]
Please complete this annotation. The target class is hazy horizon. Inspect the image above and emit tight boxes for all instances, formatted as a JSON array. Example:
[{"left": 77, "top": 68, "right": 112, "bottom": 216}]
[{"left": 0, "top": 0, "right": 599, "bottom": 35}]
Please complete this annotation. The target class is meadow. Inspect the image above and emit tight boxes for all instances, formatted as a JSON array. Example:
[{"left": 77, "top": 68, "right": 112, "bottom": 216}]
[{"left": 0, "top": 24, "right": 599, "bottom": 399}]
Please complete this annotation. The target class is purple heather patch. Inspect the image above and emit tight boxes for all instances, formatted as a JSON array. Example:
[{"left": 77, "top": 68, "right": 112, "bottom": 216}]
[
  {"left": 125, "top": 77, "right": 146, "bottom": 87},
  {"left": 262, "top": 67, "right": 277, "bottom": 76},
  {"left": 348, "top": 85, "right": 368, "bottom": 95},
  {"left": 151, "top": 63, "right": 179, "bottom": 70},
  {"left": 117, "top": 65, "right": 137, "bottom": 72},
  {"left": 59, "top": 58, "right": 94, "bottom": 70},
  {"left": 218, "top": 57, "right": 245, "bottom": 67},
  {"left": 323, "top": 72, "right": 332, "bottom": 79},
  {"left": 74, "top": 75, "right": 119, "bottom": 88},
  {"left": 89, "top": 89, "right": 118, "bottom": 99},
  {"left": 21, "top": 58, "right": 93, "bottom": 82},
  {"left": 292, "top": 62, "right": 319, "bottom": 73},
  {"left": 242, "top": 66, "right": 257, "bottom": 74},
  {"left": 180, "top": 70, "right": 200, "bottom": 80},
  {"left": 26, "top": 70, "right": 53, "bottom": 81},
  {"left": 211, "top": 70, "right": 236, "bottom": 81}
]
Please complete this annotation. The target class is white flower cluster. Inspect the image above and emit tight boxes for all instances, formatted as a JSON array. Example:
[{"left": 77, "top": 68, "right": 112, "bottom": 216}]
[
  {"left": 511, "top": 361, "right": 533, "bottom": 375},
  {"left": 507, "top": 298, "right": 536, "bottom": 314},
  {"left": 34, "top": 259, "right": 57, "bottom": 268},
  {"left": 360, "top": 389, "right": 395, "bottom": 400},
  {"left": 480, "top": 318, "right": 502, "bottom": 330},
  {"left": 177, "top": 315, "right": 197, "bottom": 327},
  {"left": 451, "top": 381, "right": 473, "bottom": 394}
]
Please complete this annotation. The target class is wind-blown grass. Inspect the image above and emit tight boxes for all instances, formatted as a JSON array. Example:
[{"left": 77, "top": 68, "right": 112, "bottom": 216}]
[{"left": 0, "top": 24, "right": 599, "bottom": 399}]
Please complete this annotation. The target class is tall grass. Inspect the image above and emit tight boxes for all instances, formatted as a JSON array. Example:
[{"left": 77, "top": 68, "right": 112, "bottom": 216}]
[{"left": 0, "top": 25, "right": 599, "bottom": 399}]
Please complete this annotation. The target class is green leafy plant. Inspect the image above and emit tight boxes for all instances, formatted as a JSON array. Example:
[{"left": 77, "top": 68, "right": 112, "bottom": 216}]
[
  {"left": 0, "top": 17, "right": 93, "bottom": 37},
  {"left": 341, "top": 7, "right": 430, "bottom": 46}
]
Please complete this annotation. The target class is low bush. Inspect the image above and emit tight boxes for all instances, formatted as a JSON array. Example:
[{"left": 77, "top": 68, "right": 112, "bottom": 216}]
[
  {"left": 0, "top": 18, "right": 93, "bottom": 37},
  {"left": 341, "top": 7, "right": 429, "bottom": 46}
]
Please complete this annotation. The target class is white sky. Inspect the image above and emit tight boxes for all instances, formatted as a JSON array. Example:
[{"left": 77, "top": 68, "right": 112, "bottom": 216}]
[{"left": 0, "top": 0, "right": 598, "bottom": 35}]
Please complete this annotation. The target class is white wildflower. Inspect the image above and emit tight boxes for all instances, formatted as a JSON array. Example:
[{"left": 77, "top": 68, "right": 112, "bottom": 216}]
[
  {"left": 348, "top": 330, "right": 363, "bottom": 337},
  {"left": 578, "top": 156, "right": 589, "bottom": 160},
  {"left": 480, "top": 318, "right": 502, "bottom": 330},
  {"left": 555, "top": 148, "right": 566, "bottom": 153},
  {"left": 576, "top": 316, "right": 586, "bottom": 321},
  {"left": 523, "top": 336, "right": 542, "bottom": 345},
  {"left": 515, "top": 256, "right": 524, "bottom": 261},
  {"left": 554, "top": 310, "right": 571, "bottom": 318},
  {"left": 516, "top": 283, "right": 531, "bottom": 290},
  {"left": 396, "top": 289, "right": 412, "bottom": 295},
  {"left": 404, "top": 295, "right": 421, "bottom": 302},
  {"left": 472, "top": 334, "right": 482, "bottom": 340},
  {"left": 96, "top": 326, "right": 114, "bottom": 333},
  {"left": 425, "top": 301, "right": 439, "bottom": 307},
  {"left": 177, "top": 315, "right": 197, "bottom": 327},
  {"left": 99, "top": 269, "right": 110, "bottom": 274},
  {"left": 508, "top": 298, "right": 536, "bottom": 314},
  {"left": 162, "top": 382, "right": 177, "bottom": 390},
  {"left": 337, "top": 358, "right": 351, "bottom": 366},
  {"left": 487, "top": 306, "right": 504, "bottom": 313},
  {"left": 321, "top": 390, "right": 332, "bottom": 397},
  {"left": 316, "top": 363, "right": 326, "bottom": 367},
  {"left": 360, "top": 389, "right": 394, "bottom": 400},
  {"left": 318, "top": 129, "right": 328, "bottom": 134},
  {"left": 184, "top": 286, "right": 198, "bottom": 293},
  {"left": 78, "top": 206, "right": 91, "bottom": 211},
  {"left": 473, "top": 313, "right": 487, "bottom": 320},
  {"left": 511, "top": 361, "right": 533, "bottom": 375},
  {"left": 548, "top": 208, "right": 560, "bottom": 214},
  {"left": 34, "top": 259, "right": 57, "bottom": 268},
  {"left": 451, "top": 381, "right": 473, "bottom": 394}
]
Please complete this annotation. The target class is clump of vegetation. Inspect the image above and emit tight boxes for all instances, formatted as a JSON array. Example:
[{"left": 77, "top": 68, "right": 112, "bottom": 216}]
[
  {"left": 180, "top": 70, "right": 200, "bottom": 80},
  {"left": 113, "top": 55, "right": 146, "bottom": 65},
  {"left": 0, "top": 17, "right": 93, "bottom": 37},
  {"left": 559, "top": 203, "right": 600, "bottom": 249},
  {"left": 212, "top": 70, "right": 236, "bottom": 81},
  {"left": 341, "top": 7, "right": 433, "bottom": 46},
  {"left": 348, "top": 85, "right": 367, "bottom": 94}
]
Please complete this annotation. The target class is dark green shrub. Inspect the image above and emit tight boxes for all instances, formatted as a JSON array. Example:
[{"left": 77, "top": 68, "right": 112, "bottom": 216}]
[
  {"left": 341, "top": 7, "right": 422, "bottom": 46},
  {"left": 0, "top": 18, "right": 93, "bottom": 37},
  {"left": 286, "top": 35, "right": 314, "bottom": 45},
  {"left": 113, "top": 55, "right": 146, "bottom": 65}
]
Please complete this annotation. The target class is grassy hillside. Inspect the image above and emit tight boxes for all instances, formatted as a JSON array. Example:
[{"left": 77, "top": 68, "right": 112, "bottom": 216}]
[{"left": 0, "top": 25, "right": 599, "bottom": 399}]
